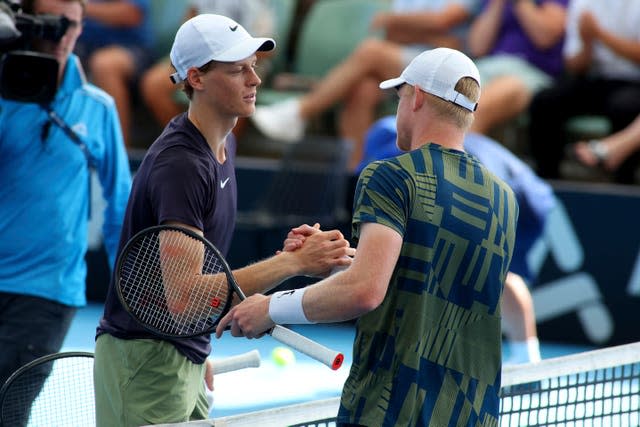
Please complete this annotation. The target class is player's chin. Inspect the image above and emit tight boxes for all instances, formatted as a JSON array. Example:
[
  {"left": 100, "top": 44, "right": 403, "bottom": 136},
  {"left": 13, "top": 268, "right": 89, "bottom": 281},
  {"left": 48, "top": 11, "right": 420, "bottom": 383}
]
[{"left": 238, "top": 103, "right": 256, "bottom": 118}]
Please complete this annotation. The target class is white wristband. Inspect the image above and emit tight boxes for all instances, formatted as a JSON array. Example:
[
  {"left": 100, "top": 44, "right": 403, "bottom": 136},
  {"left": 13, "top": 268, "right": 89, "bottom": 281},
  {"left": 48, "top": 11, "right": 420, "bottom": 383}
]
[{"left": 268, "top": 288, "right": 314, "bottom": 325}]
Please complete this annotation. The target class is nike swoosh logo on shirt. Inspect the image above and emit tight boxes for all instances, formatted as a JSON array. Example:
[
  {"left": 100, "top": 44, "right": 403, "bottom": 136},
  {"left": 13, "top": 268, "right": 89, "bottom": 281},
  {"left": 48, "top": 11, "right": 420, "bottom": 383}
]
[
  {"left": 229, "top": 25, "right": 238, "bottom": 31},
  {"left": 220, "top": 177, "right": 231, "bottom": 189}
]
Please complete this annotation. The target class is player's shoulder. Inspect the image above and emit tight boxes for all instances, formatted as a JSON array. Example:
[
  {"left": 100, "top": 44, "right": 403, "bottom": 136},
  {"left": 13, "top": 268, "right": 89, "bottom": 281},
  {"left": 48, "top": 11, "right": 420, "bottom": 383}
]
[
  {"left": 359, "top": 155, "right": 410, "bottom": 183},
  {"left": 154, "top": 116, "right": 206, "bottom": 153},
  {"left": 148, "top": 127, "right": 212, "bottom": 170},
  {"left": 480, "top": 162, "right": 516, "bottom": 194}
]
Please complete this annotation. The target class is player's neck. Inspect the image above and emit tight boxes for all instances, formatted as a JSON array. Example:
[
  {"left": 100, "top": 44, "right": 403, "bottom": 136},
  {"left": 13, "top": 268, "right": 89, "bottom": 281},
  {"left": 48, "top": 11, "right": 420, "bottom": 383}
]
[
  {"left": 187, "top": 105, "right": 236, "bottom": 162},
  {"left": 408, "top": 104, "right": 466, "bottom": 151},
  {"left": 413, "top": 124, "right": 465, "bottom": 152}
]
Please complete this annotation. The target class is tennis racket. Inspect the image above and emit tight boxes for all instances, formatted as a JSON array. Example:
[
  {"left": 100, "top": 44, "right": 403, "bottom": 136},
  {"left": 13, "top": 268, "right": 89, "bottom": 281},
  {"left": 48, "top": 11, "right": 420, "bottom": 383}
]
[
  {"left": 211, "top": 350, "right": 261, "bottom": 374},
  {"left": 0, "top": 352, "right": 95, "bottom": 427},
  {"left": 115, "top": 225, "right": 344, "bottom": 370}
]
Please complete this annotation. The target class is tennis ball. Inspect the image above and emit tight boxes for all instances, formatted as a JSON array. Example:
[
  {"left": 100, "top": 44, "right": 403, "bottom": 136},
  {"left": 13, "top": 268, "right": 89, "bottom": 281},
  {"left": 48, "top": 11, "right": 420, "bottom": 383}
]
[{"left": 271, "top": 346, "right": 296, "bottom": 367}]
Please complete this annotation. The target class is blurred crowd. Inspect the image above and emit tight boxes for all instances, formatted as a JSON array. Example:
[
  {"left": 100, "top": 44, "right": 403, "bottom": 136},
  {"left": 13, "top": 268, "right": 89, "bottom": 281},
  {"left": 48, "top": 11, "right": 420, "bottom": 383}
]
[{"left": 78, "top": 0, "right": 640, "bottom": 185}]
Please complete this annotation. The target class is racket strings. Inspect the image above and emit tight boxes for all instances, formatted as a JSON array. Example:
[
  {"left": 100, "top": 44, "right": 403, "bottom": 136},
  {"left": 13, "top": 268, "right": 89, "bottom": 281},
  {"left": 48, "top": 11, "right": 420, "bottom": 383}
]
[
  {"left": 138, "top": 234, "right": 165, "bottom": 328},
  {"left": 119, "top": 229, "right": 230, "bottom": 336},
  {"left": 120, "top": 234, "right": 166, "bottom": 331},
  {"left": 0, "top": 354, "right": 95, "bottom": 426}
]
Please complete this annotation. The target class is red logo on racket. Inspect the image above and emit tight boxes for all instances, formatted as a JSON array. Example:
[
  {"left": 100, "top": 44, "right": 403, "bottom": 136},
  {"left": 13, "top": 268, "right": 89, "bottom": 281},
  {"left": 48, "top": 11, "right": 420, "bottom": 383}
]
[{"left": 210, "top": 297, "right": 221, "bottom": 308}]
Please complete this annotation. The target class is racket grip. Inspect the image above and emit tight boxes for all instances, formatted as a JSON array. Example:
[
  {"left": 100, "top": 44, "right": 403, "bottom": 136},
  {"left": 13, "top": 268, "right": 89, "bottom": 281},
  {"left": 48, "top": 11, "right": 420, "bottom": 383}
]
[
  {"left": 270, "top": 325, "right": 344, "bottom": 370},
  {"left": 211, "top": 349, "right": 261, "bottom": 374}
]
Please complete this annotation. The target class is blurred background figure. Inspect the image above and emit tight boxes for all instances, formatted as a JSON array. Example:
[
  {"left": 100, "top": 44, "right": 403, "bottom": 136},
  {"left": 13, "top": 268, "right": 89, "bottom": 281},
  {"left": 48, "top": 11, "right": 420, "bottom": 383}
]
[
  {"left": 251, "top": 0, "right": 481, "bottom": 171},
  {"left": 75, "top": 0, "right": 154, "bottom": 147},
  {"left": 528, "top": 0, "right": 640, "bottom": 183},
  {"left": 466, "top": 0, "right": 568, "bottom": 140},
  {"left": 139, "top": 0, "right": 274, "bottom": 138},
  {"left": 357, "top": 116, "right": 557, "bottom": 365},
  {"left": 572, "top": 113, "right": 640, "bottom": 178}
]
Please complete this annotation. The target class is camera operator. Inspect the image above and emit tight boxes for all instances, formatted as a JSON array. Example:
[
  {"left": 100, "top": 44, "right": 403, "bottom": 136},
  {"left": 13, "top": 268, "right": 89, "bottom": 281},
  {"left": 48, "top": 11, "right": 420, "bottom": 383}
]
[{"left": 0, "top": 0, "right": 131, "bottom": 411}]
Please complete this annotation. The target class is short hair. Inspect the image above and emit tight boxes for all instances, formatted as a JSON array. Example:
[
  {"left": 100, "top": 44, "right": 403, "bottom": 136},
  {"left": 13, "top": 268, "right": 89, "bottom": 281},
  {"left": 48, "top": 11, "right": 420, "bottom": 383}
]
[
  {"left": 21, "top": 0, "right": 87, "bottom": 15},
  {"left": 178, "top": 60, "right": 216, "bottom": 100},
  {"left": 427, "top": 77, "right": 480, "bottom": 131}
]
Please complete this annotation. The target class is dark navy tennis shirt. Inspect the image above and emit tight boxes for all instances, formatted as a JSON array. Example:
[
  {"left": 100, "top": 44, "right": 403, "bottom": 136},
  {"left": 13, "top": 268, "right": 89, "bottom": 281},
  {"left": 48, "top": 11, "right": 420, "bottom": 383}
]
[{"left": 97, "top": 113, "right": 237, "bottom": 364}]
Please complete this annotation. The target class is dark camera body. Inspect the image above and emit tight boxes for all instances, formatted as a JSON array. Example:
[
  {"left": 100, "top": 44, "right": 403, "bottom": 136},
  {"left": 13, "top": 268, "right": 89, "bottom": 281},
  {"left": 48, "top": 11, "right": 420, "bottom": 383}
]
[{"left": 0, "top": 1, "right": 71, "bottom": 104}]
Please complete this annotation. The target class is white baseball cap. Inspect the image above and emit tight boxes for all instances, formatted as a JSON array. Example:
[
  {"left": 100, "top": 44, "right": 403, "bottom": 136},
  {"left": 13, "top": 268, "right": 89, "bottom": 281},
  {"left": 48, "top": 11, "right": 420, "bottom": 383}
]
[
  {"left": 169, "top": 14, "right": 275, "bottom": 84},
  {"left": 379, "top": 47, "right": 481, "bottom": 111}
]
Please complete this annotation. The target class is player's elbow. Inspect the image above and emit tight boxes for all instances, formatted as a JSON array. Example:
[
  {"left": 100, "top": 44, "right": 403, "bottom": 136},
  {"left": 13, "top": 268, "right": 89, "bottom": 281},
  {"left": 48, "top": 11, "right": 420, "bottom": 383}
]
[
  {"left": 351, "top": 282, "right": 386, "bottom": 314},
  {"left": 530, "top": 31, "right": 564, "bottom": 50},
  {"left": 167, "top": 298, "right": 187, "bottom": 315},
  {"left": 355, "top": 297, "right": 383, "bottom": 315}
]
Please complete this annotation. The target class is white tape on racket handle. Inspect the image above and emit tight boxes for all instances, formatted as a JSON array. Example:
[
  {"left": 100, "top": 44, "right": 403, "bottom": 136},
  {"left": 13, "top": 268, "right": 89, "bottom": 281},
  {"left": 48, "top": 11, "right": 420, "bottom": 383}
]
[
  {"left": 211, "top": 349, "right": 261, "bottom": 374},
  {"left": 270, "top": 325, "right": 344, "bottom": 370}
]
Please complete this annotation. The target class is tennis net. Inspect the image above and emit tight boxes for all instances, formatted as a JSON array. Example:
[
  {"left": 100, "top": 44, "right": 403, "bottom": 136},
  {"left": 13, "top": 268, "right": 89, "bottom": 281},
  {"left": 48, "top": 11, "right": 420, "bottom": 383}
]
[{"left": 151, "top": 341, "right": 640, "bottom": 427}]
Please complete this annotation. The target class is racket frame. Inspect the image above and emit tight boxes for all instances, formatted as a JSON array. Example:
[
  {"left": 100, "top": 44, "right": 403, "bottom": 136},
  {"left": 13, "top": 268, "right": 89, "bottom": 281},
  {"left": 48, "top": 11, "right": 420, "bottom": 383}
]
[{"left": 115, "top": 225, "right": 233, "bottom": 338}]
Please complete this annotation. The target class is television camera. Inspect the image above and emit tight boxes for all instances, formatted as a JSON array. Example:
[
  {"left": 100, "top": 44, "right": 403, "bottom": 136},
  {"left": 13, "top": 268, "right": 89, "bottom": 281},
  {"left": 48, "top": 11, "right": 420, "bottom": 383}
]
[{"left": 0, "top": 0, "right": 72, "bottom": 104}]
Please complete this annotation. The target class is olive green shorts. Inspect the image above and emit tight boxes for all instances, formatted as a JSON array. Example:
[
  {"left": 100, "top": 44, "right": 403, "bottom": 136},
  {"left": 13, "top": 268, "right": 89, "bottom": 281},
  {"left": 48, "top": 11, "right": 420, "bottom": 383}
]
[{"left": 94, "top": 334, "right": 209, "bottom": 427}]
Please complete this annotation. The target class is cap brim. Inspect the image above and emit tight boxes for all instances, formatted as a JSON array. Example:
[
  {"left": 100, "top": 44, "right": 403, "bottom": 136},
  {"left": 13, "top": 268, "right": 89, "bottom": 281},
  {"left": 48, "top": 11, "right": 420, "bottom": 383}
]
[
  {"left": 214, "top": 37, "right": 276, "bottom": 62},
  {"left": 379, "top": 77, "right": 406, "bottom": 90}
]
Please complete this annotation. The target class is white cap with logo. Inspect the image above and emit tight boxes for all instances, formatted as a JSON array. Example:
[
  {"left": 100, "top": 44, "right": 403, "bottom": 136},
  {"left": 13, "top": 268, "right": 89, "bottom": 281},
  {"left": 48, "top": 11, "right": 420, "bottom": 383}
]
[
  {"left": 169, "top": 14, "right": 276, "bottom": 84},
  {"left": 379, "top": 47, "right": 481, "bottom": 112}
]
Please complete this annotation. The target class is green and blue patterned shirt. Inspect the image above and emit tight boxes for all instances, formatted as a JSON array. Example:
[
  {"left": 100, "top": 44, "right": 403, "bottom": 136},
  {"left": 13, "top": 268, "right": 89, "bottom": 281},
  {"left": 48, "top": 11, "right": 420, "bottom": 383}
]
[{"left": 338, "top": 142, "right": 518, "bottom": 427}]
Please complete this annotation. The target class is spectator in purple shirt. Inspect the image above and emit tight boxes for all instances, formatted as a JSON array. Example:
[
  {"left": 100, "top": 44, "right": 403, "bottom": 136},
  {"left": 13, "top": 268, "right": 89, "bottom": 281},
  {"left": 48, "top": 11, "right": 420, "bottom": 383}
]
[{"left": 467, "top": 0, "right": 568, "bottom": 136}]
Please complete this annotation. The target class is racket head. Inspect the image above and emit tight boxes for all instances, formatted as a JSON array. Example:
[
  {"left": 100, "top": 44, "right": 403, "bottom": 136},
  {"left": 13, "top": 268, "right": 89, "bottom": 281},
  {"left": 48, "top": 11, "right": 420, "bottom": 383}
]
[
  {"left": 115, "top": 225, "right": 233, "bottom": 338},
  {"left": 0, "top": 352, "right": 95, "bottom": 427}
]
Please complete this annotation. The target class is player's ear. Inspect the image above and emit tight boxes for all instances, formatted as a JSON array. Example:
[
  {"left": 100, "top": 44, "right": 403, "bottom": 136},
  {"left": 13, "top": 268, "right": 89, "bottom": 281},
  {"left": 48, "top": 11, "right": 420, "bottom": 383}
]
[
  {"left": 412, "top": 85, "right": 425, "bottom": 111},
  {"left": 186, "top": 67, "right": 205, "bottom": 90}
]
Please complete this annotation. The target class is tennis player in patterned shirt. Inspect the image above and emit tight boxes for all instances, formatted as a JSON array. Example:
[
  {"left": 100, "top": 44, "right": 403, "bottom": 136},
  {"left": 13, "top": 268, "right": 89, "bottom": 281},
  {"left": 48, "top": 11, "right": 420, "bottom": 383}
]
[{"left": 217, "top": 47, "right": 519, "bottom": 426}]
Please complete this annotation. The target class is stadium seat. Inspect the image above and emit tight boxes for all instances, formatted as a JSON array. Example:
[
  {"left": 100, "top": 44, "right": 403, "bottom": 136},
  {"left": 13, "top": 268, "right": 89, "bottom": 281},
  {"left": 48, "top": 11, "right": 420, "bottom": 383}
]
[
  {"left": 565, "top": 115, "right": 612, "bottom": 142},
  {"left": 265, "top": 0, "right": 297, "bottom": 79},
  {"left": 148, "top": 0, "right": 189, "bottom": 60},
  {"left": 293, "top": 0, "right": 389, "bottom": 78}
]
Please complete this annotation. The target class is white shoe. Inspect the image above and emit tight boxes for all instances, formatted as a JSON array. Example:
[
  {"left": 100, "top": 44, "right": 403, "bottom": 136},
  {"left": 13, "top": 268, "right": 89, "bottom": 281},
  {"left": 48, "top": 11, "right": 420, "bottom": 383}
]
[{"left": 251, "top": 99, "right": 306, "bottom": 142}]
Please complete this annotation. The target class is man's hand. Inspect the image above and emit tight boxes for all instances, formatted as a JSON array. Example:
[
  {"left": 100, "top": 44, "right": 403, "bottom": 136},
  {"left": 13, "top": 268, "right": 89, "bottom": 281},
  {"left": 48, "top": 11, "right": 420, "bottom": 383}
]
[
  {"left": 215, "top": 294, "right": 273, "bottom": 339},
  {"left": 579, "top": 11, "right": 599, "bottom": 45},
  {"left": 204, "top": 358, "right": 214, "bottom": 392},
  {"left": 277, "top": 223, "right": 320, "bottom": 253},
  {"left": 370, "top": 11, "right": 393, "bottom": 32},
  {"left": 279, "top": 223, "right": 355, "bottom": 277}
]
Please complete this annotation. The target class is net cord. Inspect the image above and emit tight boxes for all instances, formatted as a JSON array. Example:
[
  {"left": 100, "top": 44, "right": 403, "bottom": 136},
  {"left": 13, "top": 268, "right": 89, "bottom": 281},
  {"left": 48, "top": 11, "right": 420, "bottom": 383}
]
[{"left": 502, "top": 340, "right": 640, "bottom": 387}]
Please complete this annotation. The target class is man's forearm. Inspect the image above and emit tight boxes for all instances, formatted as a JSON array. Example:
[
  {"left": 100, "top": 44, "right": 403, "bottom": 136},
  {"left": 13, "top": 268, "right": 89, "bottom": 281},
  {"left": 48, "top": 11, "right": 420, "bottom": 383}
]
[
  {"left": 387, "top": 6, "right": 471, "bottom": 35},
  {"left": 513, "top": 1, "right": 566, "bottom": 49},
  {"left": 85, "top": 2, "right": 143, "bottom": 27},
  {"left": 597, "top": 30, "right": 640, "bottom": 65},
  {"left": 468, "top": 0, "right": 505, "bottom": 57},
  {"left": 232, "top": 252, "right": 300, "bottom": 297}
]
